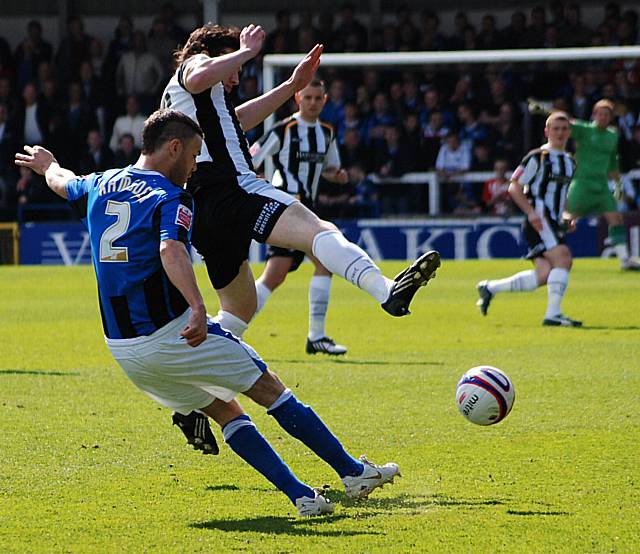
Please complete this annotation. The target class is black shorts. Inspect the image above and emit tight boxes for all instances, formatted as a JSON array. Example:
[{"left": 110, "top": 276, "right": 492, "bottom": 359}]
[
  {"left": 188, "top": 167, "right": 289, "bottom": 289},
  {"left": 523, "top": 215, "right": 566, "bottom": 260},
  {"left": 265, "top": 246, "right": 306, "bottom": 272}
]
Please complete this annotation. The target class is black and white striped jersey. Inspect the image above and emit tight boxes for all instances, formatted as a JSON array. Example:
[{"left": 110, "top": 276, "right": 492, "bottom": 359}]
[
  {"left": 251, "top": 113, "right": 340, "bottom": 203},
  {"left": 160, "top": 53, "right": 254, "bottom": 181},
  {"left": 512, "top": 145, "right": 576, "bottom": 222}
]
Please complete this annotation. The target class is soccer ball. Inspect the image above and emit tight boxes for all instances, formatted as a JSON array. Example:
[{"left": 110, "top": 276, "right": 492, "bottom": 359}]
[{"left": 456, "top": 366, "right": 515, "bottom": 425}]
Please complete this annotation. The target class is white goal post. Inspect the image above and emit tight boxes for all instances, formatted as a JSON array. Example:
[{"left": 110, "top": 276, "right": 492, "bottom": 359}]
[{"left": 262, "top": 46, "right": 640, "bottom": 212}]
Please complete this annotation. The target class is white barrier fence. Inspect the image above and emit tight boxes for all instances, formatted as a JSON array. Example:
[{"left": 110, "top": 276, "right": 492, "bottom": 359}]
[{"left": 369, "top": 169, "right": 640, "bottom": 216}]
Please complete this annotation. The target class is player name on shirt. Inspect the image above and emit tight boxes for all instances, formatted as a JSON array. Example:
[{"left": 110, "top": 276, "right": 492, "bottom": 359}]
[{"left": 97, "top": 173, "right": 158, "bottom": 203}]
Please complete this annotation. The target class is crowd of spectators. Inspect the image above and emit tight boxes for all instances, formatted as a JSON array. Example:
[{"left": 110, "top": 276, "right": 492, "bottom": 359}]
[{"left": 1, "top": 2, "right": 640, "bottom": 220}]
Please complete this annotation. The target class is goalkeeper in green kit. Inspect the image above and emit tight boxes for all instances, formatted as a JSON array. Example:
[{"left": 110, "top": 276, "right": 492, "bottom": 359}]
[{"left": 529, "top": 98, "right": 640, "bottom": 270}]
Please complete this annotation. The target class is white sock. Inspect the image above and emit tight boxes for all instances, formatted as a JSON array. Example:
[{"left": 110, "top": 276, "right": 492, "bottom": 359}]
[
  {"left": 614, "top": 243, "right": 630, "bottom": 263},
  {"left": 311, "top": 230, "right": 393, "bottom": 303},
  {"left": 254, "top": 281, "right": 272, "bottom": 315},
  {"left": 545, "top": 267, "right": 569, "bottom": 319},
  {"left": 487, "top": 270, "right": 538, "bottom": 294},
  {"left": 308, "top": 276, "right": 331, "bottom": 341},
  {"left": 213, "top": 310, "right": 248, "bottom": 338}
]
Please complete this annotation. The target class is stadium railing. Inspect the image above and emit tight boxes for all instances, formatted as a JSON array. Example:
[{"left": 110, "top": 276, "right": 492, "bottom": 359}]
[{"left": 367, "top": 169, "right": 640, "bottom": 216}]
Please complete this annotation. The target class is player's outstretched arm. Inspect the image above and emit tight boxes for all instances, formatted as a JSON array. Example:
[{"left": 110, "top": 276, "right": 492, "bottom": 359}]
[
  {"left": 236, "top": 44, "right": 323, "bottom": 131},
  {"left": 15, "top": 145, "right": 76, "bottom": 199},
  {"left": 159, "top": 239, "right": 207, "bottom": 347},
  {"left": 183, "top": 24, "right": 265, "bottom": 94}
]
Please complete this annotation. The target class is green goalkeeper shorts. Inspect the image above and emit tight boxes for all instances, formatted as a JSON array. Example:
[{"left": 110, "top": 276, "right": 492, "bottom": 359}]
[{"left": 566, "top": 180, "right": 617, "bottom": 216}]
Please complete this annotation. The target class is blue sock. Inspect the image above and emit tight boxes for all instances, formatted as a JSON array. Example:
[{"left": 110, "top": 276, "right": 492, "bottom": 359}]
[
  {"left": 222, "top": 414, "right": 314, "bottom": 504},
  {"left": 268, "top": 390, "right": 364, "bottom": 479}
]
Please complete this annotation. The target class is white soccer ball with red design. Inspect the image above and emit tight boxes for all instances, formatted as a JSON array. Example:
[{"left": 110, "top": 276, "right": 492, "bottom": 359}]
[{"left": 456, "top": 366, "right": 515, "bottom": 425}]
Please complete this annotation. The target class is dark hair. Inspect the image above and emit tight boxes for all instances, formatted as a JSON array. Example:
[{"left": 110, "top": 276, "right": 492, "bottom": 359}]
[
  {"left": 174, "top": 24, "right": 240, "bottom": 67},
  {"left": 142, "top": 109, "right": 203, "bottom": 154}
]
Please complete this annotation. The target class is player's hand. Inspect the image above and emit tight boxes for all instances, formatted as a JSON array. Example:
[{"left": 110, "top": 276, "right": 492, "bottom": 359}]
[
  {"left": 240, "top": 24, "right": 265, "bottom": 58},
  {"left": 613, "top": 179, "right": 624, "bottom": 202},
  {"left": 289, "top": 44, "right": 323, "bottom": 92},
  {"left": 527, "top": 97, "right": 553, "bottom": 115},
  {"left": 15, "top": 145, "right": 57, "bottom": 175},
  {"left": 562, "top": 213, "right": 577, "bottom": 233},
  {"left": 527, "top": 210, "right": 543, "bottom": 232},
  {"left": 181, "top": 307, "right": 207, "bottom": 347},
  {"left": 335, "top": 168, "right": 349, "bottom": 185}
]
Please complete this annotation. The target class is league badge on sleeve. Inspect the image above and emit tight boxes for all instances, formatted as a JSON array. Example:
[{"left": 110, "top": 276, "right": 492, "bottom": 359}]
[{"left": 175, "top": 204, "right": 193, "bottom": 231}]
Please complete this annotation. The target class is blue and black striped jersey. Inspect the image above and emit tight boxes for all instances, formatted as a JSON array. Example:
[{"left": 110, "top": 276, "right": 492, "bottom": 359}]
[{"left": 66, "top": 166, "right": 193, "bottom": 339}]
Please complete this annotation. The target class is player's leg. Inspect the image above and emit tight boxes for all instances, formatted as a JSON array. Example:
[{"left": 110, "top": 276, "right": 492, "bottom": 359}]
[
  {"left": 211, "top": 261, "right": 256, "bottom": 337},
  {"left": 476, "top": 215, "right": 548, "bottom": 315},
  {"left": 306, "top": 255, "right": 347, "bottom": 355},
  {"left": 199, "top": 397, "right": 331, "bottom": 515},
  {"left": 604, "top": 210, "right": 640, "bottom": 270},
  {"left": 476, "top": 268, "right": 539, "bottom": 316},
  {"left": 244, "top": 370, "right": 400, "bottom": 498},
  {"left": 254, "top": 247, "right": 306, "bottom": 316},
  {"left": 267, "top": 202, "right": 440, "bottom": 316},
  {"left": 541, "top": 245, "right": 582, "bottom": 326}
]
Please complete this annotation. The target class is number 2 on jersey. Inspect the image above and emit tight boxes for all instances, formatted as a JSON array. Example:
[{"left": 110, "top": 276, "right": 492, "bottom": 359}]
[{"left": 100, "top": 200, "right": 130, "bottom": 262}]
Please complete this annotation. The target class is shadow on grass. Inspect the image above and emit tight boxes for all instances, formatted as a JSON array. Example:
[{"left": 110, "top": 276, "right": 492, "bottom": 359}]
[
  {"left": 507, "top": 509, "right": 570, "bottom": 516},
  {"left": 268, "top": 359, "right": 444, "bottom": 367},
  {"left": 0, "top": 369, "right": 80, "bottom": 376},
  {"left": 206, "top": 484, "right": 240, "bottom": 492},
  {"left": 190, "top": 514, "right": 381, "bottom": 536},
  {"left": 327, "top": 491, "right": 506, "bottom": 511},
  {"left": 578, "top": 325, "right": 640, "bottom": 331}
]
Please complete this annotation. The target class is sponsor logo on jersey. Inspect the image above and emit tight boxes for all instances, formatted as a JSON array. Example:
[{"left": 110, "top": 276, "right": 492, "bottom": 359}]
[{"left": 175, "top": 204, "right": 193, "bottom": 230}]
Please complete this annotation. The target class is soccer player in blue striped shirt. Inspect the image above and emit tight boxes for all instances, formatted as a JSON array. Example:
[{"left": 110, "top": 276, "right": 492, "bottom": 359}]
[{"left": 15, "top": 108, "right": 399, "bottom": 516}]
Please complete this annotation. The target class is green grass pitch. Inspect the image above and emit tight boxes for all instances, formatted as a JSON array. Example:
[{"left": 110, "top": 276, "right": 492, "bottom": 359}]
[{"left": 0, "top": 259, "right": 638, "bottom": 553}]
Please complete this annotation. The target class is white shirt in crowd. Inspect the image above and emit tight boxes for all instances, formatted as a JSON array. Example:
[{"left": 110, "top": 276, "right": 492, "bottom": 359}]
[
  {"left": 24, "top": 104, "right": 43, "bottom": 145},
  {"left": 435, "top": 142, "right": 471, "bottom": 173},
  {"left": 116, "top": 52, "right": 165, "bottom": 97},
  {"left": 109, "top": 113, "right": 146, "bottom": 151}
]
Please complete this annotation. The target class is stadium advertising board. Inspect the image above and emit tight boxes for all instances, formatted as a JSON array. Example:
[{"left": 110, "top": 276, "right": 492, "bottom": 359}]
[{"left": 18, "top": 217, "right": 627, "bottom": 265}]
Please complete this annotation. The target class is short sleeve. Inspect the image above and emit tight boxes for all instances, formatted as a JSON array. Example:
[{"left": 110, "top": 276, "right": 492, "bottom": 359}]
[
  {"left": 178, "top": 53, "right": 210, "bottom": 89},
  {"left": 66, "top": 174, "right": 97, "bottom": 220},
  {"left": 608, "top": 131, "right": 620, "bottom": 173},
  {"left": 251, "top": 131, "right": 281, "bottom": 168},
  {"left": 323, "top": 137, "right": 341, "bottom": 168},
  {"left": 511, "top": 155, "right": 538, "bottom": 186},
  {"left": 159, "top": 191, "right": 194, "bottom": 244}
]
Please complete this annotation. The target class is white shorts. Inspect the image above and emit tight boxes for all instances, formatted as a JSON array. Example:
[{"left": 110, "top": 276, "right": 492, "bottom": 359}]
[
  {"left": 106, "top": 310, "right": 267, "bottom": 414},
  {"left": 237, "top": 173, "right": 297, "bottom": 206}
]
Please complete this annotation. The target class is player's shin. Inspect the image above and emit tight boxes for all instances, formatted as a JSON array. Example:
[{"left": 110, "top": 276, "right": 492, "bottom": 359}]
[
  {"left": 222, "top": 414, "right": 315, "bottom": 503},
  {"left": 311, "top": 230, "right": 392, "bottom": 303},
  {"left": 267, "top": 389, "right": 364, "bottom": 478},
  {"left": 487, "top": 270, "right": 538, "bottom": 294},
  {"left": 254, "top": 281, "right": 272, "bottom": 315},
  {"left": 545, "top": 267, "right": 569, "bottom": 318},
  {"left": 308, "top": 276, "right": 331, "bottom": 340},
  {"left": 610, "top": 225, "right": 630, "bottom": 262}
]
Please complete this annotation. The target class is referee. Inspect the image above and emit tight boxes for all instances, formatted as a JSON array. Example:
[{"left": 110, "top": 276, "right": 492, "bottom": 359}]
[{"left": 251, "top": 79, "right": 351, "bottom": 355}]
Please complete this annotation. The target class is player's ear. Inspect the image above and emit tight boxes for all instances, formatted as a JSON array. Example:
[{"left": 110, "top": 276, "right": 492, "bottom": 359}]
[{"left": 168, "top": 138, "right": 182, "bottom": 158}]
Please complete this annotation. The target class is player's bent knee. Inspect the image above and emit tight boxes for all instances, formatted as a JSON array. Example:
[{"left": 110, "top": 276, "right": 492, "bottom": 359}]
[{"left": 244, "top": 371, "right": 286, "bottom": 408}]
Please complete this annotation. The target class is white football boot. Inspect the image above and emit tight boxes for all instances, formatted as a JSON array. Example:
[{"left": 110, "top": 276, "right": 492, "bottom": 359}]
[
  {"left": 621, "top": 257, "right": 640, "bottom": 271},
  {"left": 306, "top": 336, "right": 348, "bottom": 356},
  {"left": 341, "top": 455, "right": 401, "bottom": 499},
  {"left": 295, "top": 491, "right": 335, "bottom": 516}
]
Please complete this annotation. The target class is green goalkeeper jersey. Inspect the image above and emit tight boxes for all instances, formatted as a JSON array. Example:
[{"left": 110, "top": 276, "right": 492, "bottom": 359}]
[{"left": 570, "top": 119, "right": 619, "bottom": 188}]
